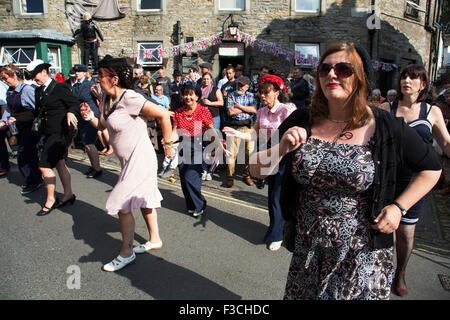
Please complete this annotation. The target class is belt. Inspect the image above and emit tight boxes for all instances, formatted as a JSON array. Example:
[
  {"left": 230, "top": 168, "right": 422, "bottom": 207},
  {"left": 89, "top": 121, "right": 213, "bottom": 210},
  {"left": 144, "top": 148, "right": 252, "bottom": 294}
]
[{"left": 12, "top": 110, "right": 32, "bottom": 117}]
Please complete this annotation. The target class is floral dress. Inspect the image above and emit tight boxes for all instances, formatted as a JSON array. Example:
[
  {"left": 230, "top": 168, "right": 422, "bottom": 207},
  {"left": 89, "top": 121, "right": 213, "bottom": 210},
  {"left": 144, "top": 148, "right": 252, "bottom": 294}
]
[{"left": 284, "top": 137, "right": 394, "bottom": 300}]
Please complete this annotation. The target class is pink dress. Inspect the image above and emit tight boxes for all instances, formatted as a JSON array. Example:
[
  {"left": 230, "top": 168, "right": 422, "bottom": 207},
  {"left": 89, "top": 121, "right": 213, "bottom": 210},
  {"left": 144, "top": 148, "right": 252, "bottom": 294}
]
[{"left": 99, "top": 90, "right": 163, "bottom": 215}]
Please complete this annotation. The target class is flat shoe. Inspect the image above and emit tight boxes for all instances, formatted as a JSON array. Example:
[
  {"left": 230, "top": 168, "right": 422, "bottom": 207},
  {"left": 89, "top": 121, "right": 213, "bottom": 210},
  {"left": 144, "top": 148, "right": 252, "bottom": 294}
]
[
  {"left": 36, "top": 199, "right": 59, "bottom": 216},
  {"left": 102, "top": 253, "right": 136, "bottom": 272},
  {"left": 133, "top": 241, "right": 163, "bottom": 254},
  {"left": 268, "top": 241, "right": 283, "bottom": 251}
]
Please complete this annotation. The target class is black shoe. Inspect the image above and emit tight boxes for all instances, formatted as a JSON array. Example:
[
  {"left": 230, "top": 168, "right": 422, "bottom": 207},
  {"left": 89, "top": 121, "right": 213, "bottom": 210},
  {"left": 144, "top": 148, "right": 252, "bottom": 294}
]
[
  {"left": 21, "top": 181, "right": 44, "bottom": 195},
  {"left": 36, "top": 199, "right": 59, "bottom": 216},
  {"left": 87, "top": 169, "right": 102, "bottom": 179},
  {"left": 85, "top": 167, "right": 95, "bottom": 176},
  {"left": 57, "top": 194, "right": 76, "bottom": 208}
]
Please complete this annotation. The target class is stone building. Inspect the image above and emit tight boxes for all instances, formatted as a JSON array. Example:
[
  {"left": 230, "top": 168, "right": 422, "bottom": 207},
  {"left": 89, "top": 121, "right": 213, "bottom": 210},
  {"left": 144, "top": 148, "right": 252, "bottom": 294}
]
[{"left": 0, "top": 0, "right": 444, "bottom": 95}]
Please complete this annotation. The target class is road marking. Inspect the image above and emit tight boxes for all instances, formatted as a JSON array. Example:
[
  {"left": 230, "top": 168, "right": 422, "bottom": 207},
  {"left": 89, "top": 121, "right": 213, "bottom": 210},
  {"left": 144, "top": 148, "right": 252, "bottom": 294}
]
[{"left": 69, "top": 153, "right": 269, "bottom": 213}]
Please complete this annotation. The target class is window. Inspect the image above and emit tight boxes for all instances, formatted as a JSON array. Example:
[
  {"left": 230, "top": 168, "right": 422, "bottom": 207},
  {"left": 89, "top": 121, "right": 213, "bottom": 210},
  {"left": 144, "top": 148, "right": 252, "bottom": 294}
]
[
  {"left": 219, "top": 0, "right": 245, "bottom": 11},
  {"left": 47, "top": 47, "right": 61, "bottom": 76},
  {"left": 20, "top": 0, "right": 44, "bottom": 14},
  {"left": 295, "top": 0, "right": 320, "bottom": 12},
  {"left": 137, "top": 43, "right": 163, "bottom": 65},
  {"left": 0, "top": 46, "right": 36, "bottom": 68},
  {"left": 404, "top": 0, "right": 420, "bottom": 19},
  {"left": 295, "top": 44, "right": 320, "bottom": 67},
  {"left": 138, "top": 0, "right": 162, "bottom": 11}
]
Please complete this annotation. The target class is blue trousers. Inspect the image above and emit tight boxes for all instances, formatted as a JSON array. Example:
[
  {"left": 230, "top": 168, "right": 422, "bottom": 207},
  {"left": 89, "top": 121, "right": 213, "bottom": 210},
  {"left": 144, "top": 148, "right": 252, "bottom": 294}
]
[
  {"left": 264, "top": 163, "right": 286, "bottom": 243},
  {"left": 17, "top": 123, "right": 42, "bottom": 186},
  {"left": 178, "top": 136, "right": 207, "bottom": 212}
]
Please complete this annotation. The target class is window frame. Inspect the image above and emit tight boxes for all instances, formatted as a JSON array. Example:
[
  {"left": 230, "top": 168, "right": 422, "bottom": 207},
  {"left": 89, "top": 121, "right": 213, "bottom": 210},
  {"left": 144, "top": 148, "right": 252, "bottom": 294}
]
[
  {"left": 137, "top": 0, "right": 164, "bottom": 12},
  {"left": 218, "top": 0, "right": 245, "bottom": 11},
  {"left": 294, "top": 0, "right": 320, "bottom": 13},
  {"left": 215, "top": 0, "right": 250, "bottom": 13},
  {"left": 0, "top": 46, "right": 36, "bottom": 68},
  {"left": 294, "top": 43, "right": 320, "bottom": 68},
  {"left": 47, "top": 46, "right": 62, "bottom": 76},
  {"left": 12, "top": 0, "right": 48, "bottom": 18},
  {"left": 137, "top": 42, "right": 163, "bottom": 66},
  {"left": 404, "top": 0, "right": 420, "bottom": 20}
]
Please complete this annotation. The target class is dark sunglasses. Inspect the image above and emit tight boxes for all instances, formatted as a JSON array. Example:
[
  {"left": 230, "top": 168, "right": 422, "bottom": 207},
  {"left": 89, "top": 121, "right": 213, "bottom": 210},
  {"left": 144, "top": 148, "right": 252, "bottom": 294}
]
[
  {"left": 400, "top": 72, "right": 420, "bottom": 80},
  {"left": 318, "top": 62, "right": 354, "bottom": 78}
]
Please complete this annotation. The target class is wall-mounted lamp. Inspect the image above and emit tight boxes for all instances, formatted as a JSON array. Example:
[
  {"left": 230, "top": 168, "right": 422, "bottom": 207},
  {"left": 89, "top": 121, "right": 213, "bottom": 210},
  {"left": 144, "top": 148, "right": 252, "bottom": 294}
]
[{"left": 222, "top": 14, "right": 239, "bottom": 37}]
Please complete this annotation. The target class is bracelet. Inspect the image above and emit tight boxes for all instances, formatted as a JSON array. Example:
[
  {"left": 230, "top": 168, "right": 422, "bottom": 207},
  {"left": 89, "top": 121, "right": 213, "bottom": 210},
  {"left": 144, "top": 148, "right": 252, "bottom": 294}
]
[
  {"left": 392, "top": 201, "right": 407, "bottom": 216},
  {"left": 163, "top": 145, "right": 174, "bottom": 150},
  {"left": 163, "top": 140, "right": 176, "bottom": 146},
  {"left": 84, "top": 112, "right": 95, "bottom": 121}
]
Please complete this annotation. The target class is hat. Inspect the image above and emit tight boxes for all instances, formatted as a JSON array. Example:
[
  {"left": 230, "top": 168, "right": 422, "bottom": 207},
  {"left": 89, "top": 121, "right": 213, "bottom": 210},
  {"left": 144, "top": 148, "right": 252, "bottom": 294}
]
[
  {"left": 258, "top": 74, "right": 287, "bottom": 93},
  {"left": 173, "top": 69, "right": 182, "bottom": 77},
  {"left": 236, "top": 76, "right": 250, "bottom": 86},
  {"left": 199, "top": 62, "right": 213, "bottom": 70},
  {"left": 68, "top": 68, "right": 76, "bottom": 77},
  {"left": 26, "top": 59, "right": 51, "bottom": 78},
  {"left": 74, "top": 64, "right": 88, "bottom": 72}
]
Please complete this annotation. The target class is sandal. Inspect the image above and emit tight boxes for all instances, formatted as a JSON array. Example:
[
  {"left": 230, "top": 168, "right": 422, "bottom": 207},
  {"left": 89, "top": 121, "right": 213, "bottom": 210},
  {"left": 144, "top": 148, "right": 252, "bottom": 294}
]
[
  {"left": 102, "top": 253, "right": 136, "bottom": 272},
  {"left": 133, "top": 241, "right": 163, "bottom": 254},
  {"left": 268, "top": 241, "right": 283, "bottom": 251}
]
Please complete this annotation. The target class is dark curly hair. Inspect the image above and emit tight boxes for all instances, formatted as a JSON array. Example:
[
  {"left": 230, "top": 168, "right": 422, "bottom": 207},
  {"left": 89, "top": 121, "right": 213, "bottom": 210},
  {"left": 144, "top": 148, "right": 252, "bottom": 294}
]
[{"left": 98, "top": 55, "right": 133, "bottom": 89}]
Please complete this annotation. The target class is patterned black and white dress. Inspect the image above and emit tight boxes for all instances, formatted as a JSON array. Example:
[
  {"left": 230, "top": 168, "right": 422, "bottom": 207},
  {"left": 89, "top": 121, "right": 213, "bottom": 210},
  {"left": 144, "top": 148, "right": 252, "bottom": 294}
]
[{"left": 284, "top": 137, "right": 394, "bottom": 300}]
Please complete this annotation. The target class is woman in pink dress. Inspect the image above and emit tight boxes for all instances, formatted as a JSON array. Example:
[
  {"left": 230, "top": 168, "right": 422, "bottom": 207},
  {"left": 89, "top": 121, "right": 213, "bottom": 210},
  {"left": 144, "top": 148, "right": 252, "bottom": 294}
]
[
  {"left": 223, "top": 75, "right": 295, "bottom": 251},
  {"left": 81, "top": 55, "right": 174, "bottom": 272}
]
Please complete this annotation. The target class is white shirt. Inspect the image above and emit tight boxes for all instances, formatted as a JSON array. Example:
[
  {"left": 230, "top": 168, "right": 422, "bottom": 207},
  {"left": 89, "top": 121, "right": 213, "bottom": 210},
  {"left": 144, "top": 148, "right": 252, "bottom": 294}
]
[{"left": 42, "top": 78, "right": 53, "bottom": 92}]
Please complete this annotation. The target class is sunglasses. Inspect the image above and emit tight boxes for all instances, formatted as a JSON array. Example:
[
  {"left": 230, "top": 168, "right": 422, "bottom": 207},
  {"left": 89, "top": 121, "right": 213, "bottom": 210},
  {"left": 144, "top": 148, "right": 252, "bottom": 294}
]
[
  {"left": 400, "top": 72, "right": 420, "bottom": 80},
  {"left": 318, "top": 62, "right": 354, "bottom": 78}
]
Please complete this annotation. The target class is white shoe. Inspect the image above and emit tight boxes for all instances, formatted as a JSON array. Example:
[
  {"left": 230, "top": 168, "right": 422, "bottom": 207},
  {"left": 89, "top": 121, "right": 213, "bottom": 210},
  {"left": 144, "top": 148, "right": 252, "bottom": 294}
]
[
  {"left": 192, "top": 209, "right": 203, "bottom": 217},
  {"left": 205, "top": 173, "right": 212, "bottom": 181},
  {"left": 268, "top": 241, "right": 283, "bottom": 251},
  {"left": 201, "top": 171, "right": 207, "bottom": 181},
  {"left": 133, "top": 241, "right": 163, "bottom": 254},
  {"left": 102, "top": 253, "right": 136, "bottom": 272}
]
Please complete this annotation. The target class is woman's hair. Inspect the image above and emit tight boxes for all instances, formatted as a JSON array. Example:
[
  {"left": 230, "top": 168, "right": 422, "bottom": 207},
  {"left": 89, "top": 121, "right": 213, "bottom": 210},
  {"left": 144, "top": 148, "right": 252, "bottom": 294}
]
[
  {"left": 311, "top": 42, "right": 370, "bottom": 129},
  {"left": 181, "top": 82, "right": 201, "bottom": 98},
  {"left": 0, "top": 64, "right": 23, "bottom": 80},
  {"left": 140, "top": 75, "right": 149, "bottom": 84},
  {"left": 202, "top": 72, "right": 213, "bottom": 80},
  {"left": 397, "top": 64, "right": 429, "bottom": 102},
  {"left": 97, "top": 55, "right": 133, "bottom": 89},
  {"left": 259, "top": 81, "right": 287, "bottom": 103}
]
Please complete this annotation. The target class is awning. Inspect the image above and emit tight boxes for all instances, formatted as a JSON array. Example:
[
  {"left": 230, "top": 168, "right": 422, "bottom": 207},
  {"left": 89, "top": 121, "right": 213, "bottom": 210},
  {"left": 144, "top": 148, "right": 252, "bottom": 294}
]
[{"left": 0, "top": 29, "right": 74, "bottom": 44}]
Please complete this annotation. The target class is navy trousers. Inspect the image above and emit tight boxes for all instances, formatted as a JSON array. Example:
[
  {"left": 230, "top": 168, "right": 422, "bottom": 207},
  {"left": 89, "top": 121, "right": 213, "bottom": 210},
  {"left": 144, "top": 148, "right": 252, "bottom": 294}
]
[
  {"left": 0, "top": 129, "right": 10, "bottom": 171},
  {"left": 17, "top": 123, "right": 42, "bottom": 186},
  {"left": 264, "top": 162, "right": 286, "bottom": 243},
  {"left": 178, "top": 136, "right": 207, "bottom": 212}
]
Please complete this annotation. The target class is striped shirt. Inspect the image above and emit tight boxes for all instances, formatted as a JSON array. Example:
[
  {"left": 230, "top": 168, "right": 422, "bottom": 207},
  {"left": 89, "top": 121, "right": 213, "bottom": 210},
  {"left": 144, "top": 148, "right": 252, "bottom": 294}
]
[{"left": 226, "top": 91, "right": 256, "bottom": 121}]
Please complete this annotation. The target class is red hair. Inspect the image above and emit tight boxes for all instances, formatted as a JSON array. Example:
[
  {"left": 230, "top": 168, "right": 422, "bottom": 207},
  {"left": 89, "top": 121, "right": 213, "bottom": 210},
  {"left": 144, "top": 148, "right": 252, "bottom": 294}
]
[{"left": 311, "top": 42, "right": 370, "bottom": 129}]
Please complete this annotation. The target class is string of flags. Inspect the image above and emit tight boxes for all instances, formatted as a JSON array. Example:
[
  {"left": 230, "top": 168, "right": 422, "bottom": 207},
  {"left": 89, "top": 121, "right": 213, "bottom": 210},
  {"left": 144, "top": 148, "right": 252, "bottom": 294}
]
[
  {"left": 372, "top": 61, "right": 398, "bottom": 71},
  {"left": 124, "top": 28, "right": 399, "bottom": 72},
  {"left": 125, "top": 29, "right": 320, "bottom": 67}
]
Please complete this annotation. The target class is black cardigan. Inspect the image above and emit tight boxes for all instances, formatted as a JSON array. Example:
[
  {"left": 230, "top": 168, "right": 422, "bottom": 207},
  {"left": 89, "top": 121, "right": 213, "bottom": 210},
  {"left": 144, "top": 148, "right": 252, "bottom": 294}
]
[{"left": 277, "top": 106, "right": 441, "bottom": 249}]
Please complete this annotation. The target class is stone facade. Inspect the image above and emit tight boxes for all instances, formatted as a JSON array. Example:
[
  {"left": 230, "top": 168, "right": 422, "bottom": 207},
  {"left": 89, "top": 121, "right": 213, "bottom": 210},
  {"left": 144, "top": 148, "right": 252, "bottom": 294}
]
[{"left": 0, "top": 0, "right": 443, "bottom": 94}]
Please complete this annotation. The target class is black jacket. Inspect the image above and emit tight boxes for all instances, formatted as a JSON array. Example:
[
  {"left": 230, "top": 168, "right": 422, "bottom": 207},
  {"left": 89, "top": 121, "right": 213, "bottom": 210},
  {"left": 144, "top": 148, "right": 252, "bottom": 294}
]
[
  {"left": 290, "top": 76, "right": 310, "bottom": 109},
  {"left": 277, "top": 106, "right": 441, "bottom": 249},
  {"left": 34, "top": 80, "right": 80, "bottom": 135},
  {"left": 73, "top": 20, "right": 103, "bottom": 42}
]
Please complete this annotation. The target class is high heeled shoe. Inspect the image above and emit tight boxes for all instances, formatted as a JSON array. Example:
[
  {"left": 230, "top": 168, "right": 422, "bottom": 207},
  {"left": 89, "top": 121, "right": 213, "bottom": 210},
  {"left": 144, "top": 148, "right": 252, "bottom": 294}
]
[
  {"left": 36, "top": 199, "right": 59, "bottom": 216},
  {"left": 57, "top": 194, "right": 76, "bottom": 208},
  {"left": 393, "top": 270, "right": 408, "bottom": 297}
]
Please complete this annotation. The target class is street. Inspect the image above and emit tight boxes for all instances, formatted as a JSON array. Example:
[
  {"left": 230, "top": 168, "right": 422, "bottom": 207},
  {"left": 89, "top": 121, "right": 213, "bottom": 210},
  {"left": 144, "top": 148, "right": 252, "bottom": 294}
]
[{"left": 0, "top": 149, "right": 449, "bottom": 302}]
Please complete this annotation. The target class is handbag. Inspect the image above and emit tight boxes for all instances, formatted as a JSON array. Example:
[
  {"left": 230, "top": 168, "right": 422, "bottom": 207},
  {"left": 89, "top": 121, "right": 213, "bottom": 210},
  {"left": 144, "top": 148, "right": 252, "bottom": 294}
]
[{"left": 31, "top": 112, "right": 44, "bottom": 135}]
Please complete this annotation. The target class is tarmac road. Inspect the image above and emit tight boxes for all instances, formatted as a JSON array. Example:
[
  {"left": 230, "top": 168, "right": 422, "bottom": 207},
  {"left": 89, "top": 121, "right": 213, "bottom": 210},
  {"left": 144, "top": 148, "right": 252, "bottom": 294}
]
[{"left": 0, "top": 149, "right": 449, "bottom": 302}]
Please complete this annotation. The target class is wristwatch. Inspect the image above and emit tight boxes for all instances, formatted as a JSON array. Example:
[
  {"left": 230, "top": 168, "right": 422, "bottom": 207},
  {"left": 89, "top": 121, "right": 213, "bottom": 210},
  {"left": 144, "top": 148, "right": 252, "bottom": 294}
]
[{"left": 392, "top": 201, "right": 407, "bottom": 216}]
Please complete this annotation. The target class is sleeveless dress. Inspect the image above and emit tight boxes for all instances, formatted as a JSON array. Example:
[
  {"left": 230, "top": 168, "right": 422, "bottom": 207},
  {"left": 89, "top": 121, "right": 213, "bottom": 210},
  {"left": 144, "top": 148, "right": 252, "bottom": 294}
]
[
  {"left": 390, "top": 101, "right": 432, "bottom": 225},
  {"left": 100, "top": 89, "right": 163, "bottom": 215},
  {"left": 284, "top": 137, "right": 394, "bottom": 300}
]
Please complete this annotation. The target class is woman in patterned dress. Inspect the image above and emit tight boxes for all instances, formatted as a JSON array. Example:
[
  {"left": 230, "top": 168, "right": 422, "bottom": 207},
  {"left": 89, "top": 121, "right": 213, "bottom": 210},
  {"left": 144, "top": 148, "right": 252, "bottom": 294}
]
[{"left": 249, "top": 42, "right": 441, "bottom": 299}]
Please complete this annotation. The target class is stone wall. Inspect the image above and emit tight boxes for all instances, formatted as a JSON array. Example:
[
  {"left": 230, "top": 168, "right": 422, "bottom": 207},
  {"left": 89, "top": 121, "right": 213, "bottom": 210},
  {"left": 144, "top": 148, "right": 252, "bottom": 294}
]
[{"left": 0, "top": 0, "right": 441, "bottom": 88}]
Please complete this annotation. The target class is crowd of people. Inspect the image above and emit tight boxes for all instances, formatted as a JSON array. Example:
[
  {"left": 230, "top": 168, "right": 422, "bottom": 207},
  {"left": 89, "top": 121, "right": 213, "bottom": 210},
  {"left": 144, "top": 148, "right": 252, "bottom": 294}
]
[{"left": 0, "top": 41, "right": 448, "bottom": 299}]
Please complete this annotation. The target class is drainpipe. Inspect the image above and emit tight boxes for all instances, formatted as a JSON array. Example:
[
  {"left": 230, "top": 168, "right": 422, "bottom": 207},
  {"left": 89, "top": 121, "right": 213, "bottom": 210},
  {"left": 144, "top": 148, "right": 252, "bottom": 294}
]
[{"left": 368, "top": 0, "right": 377, "bottom": 60}]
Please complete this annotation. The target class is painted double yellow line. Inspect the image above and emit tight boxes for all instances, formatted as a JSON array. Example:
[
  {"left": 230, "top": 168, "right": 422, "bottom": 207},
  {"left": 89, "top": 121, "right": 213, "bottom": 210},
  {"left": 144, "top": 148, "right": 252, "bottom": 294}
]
[{"left": 69, "top": 153, "right": 268, "bottom": 214}]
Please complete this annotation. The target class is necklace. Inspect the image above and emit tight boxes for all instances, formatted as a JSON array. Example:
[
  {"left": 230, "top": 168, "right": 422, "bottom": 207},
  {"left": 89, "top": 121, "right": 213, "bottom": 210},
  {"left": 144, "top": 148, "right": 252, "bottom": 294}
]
[{"left": 327, "top": 117, "right": 351, "bottom": 123}]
